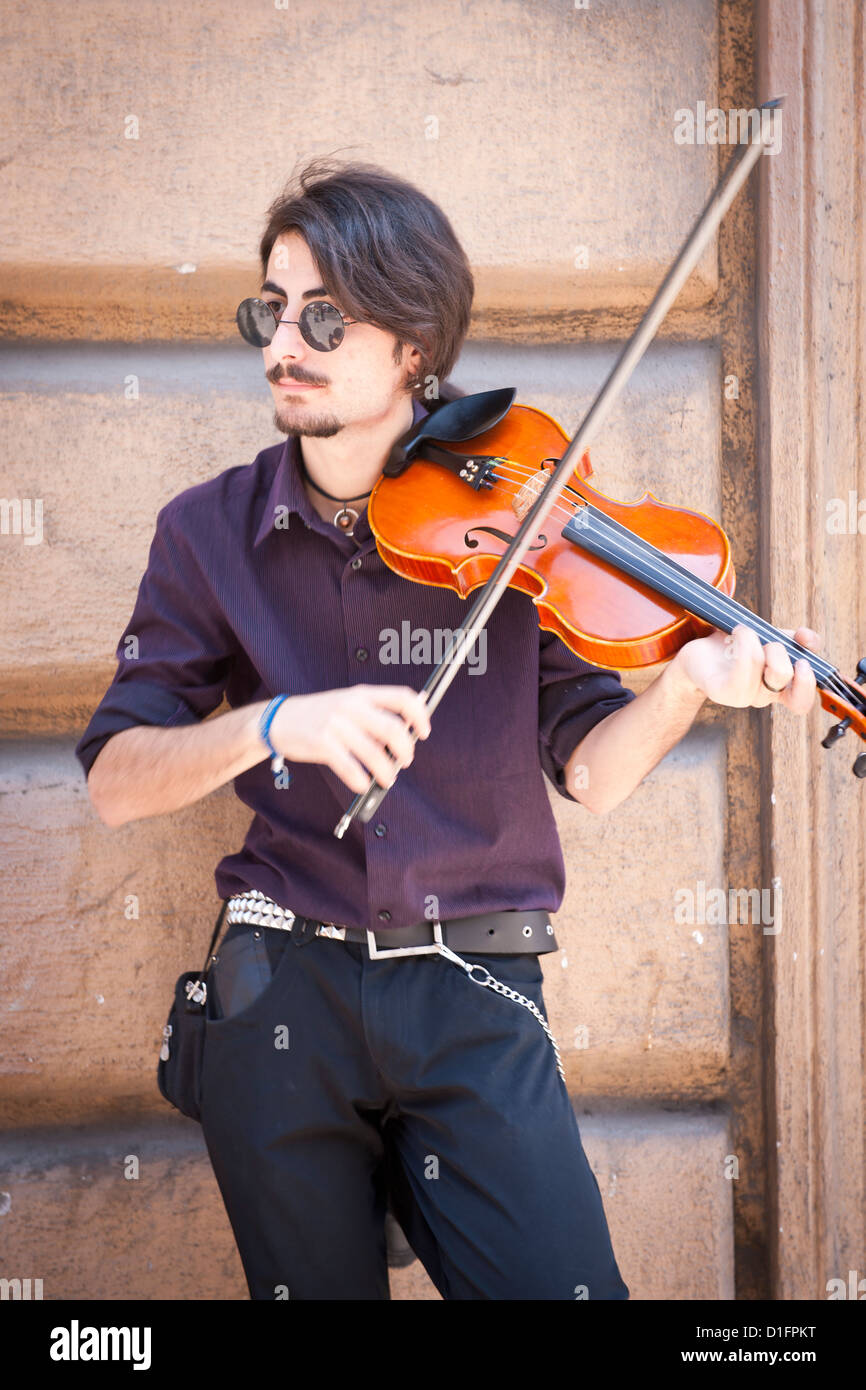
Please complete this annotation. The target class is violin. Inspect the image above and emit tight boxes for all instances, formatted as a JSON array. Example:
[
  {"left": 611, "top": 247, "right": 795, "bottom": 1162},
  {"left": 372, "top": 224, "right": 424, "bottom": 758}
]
[
  {"left": 333, "top": 97, "right": 864, "bottom": 839},
  {"left": 368, "top": 395, "right": 866, "bottom": 757}
]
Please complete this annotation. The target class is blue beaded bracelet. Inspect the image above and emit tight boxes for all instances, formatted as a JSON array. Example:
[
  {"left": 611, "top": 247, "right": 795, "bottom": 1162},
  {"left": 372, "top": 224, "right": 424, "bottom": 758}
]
[{"left": 259, "top": 694, "right": 290, "bottom": 775}]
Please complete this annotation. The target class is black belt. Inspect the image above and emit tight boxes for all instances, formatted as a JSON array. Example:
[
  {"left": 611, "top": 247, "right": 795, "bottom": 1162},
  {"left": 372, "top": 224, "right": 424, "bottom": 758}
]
[{"left": 225, "top": 892, "right": 557, "bottom": 955}]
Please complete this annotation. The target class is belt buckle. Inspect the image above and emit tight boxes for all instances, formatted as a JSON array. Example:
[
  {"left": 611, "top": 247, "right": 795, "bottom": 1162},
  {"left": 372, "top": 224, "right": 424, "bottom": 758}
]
[{"left": 366, "top": 919, "right": 446, "bottom": 959}]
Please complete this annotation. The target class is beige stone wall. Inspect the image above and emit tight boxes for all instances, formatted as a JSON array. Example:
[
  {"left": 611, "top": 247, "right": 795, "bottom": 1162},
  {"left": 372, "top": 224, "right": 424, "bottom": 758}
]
[{"left": 1, "top": 0, "right": 862, "bottom": 1301}]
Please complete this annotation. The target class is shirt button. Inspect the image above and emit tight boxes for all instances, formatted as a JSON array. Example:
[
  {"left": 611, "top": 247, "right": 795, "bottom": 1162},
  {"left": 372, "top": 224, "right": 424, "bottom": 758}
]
[
  {"left": 355, "top": 646, "right": 369, "bottom": 661},
  {"left": 374, "top": 823, "right": 386, "bottom": 837},
  {"left": 351, "top": 556, "right": 362, "bottom": 570},
  {"left": 377, "top": 909, "right": 391, "bottom": 922}
]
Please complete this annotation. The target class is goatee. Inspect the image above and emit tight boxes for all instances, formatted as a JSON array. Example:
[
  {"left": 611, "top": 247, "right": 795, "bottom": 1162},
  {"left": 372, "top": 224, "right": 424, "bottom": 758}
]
[{"left": 273, "top": 407, "right": 344, "bottom": 439}]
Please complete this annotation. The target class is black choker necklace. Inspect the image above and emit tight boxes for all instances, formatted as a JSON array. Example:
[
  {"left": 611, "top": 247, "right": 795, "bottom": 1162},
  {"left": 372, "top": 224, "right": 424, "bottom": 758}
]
[{"left": 297, "top": 452, "right": 372, "bottom": 535}]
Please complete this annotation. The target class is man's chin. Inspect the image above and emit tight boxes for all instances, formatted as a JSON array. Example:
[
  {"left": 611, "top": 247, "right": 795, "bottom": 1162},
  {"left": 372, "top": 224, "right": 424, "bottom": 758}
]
[{"left": 272, "top": 405, "right": 343, "bottom": 439}]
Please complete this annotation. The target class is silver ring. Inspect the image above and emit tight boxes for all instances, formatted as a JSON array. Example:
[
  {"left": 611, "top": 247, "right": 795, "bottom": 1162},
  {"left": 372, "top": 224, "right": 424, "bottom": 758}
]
[{"left": 761, "top": 672, "right": 787, "bottom": 693}]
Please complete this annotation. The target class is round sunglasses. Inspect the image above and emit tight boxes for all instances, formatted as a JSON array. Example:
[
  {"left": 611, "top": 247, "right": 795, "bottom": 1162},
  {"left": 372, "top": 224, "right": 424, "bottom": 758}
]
[{"left": 236, "top": 297, "right": 368, "bottom": 351}]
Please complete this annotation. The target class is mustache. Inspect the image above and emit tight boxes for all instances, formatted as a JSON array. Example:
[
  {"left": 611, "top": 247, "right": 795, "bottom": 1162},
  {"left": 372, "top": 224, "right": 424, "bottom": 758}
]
[{"left": 268, "top": 365, "right": 328, "bottom": 386}]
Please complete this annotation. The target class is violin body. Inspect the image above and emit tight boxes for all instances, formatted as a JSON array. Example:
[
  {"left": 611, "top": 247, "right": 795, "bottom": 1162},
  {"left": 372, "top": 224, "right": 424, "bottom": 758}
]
[{"left": 369, "top": 402, "right": 736, "bottom": 670}]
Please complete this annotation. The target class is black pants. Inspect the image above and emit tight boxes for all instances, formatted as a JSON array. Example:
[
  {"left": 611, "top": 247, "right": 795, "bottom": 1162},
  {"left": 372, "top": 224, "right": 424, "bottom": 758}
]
[{"left": 199, "top": 918, "right": 629, "bottom": 1301}]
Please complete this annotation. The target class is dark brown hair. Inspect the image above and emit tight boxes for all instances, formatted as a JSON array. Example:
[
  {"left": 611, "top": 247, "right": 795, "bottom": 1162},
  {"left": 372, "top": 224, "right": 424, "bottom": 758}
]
[{"left": 258, "top": 157, "right": 473, "bottom": 400}]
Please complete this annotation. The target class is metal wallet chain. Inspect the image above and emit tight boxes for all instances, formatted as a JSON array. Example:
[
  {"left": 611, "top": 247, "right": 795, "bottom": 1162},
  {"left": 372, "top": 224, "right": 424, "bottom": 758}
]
[{"left": 434, "top": 941, "right": 566, "bottom": 1085}]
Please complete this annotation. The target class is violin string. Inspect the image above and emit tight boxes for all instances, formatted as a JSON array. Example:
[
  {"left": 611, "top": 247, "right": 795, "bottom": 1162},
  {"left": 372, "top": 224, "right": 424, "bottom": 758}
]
[{"left": 475, "top": 460, "right": 855, "bottom": 706}]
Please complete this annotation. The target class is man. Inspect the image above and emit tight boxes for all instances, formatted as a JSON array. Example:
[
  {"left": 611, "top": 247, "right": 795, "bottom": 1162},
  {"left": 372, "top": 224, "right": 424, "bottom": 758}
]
[{"left": 75, "top": 159, "right": 821, "bottom": 1301}]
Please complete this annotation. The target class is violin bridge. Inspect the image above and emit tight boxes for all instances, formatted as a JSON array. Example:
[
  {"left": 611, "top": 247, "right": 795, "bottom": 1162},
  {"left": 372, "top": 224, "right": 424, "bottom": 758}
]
[{"left": 513, "top": 469, "right": 553, "bottom": 522}]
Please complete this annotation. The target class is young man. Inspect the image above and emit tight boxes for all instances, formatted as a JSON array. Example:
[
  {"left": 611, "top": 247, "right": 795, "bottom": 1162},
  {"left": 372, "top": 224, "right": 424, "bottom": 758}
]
[{"left": 76, "top": 159, "right": 821, "bottom": 1301}]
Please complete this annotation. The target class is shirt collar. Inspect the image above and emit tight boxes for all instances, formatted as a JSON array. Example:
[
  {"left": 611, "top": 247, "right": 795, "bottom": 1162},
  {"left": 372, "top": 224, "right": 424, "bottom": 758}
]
[{"left": 254, "top": 396, "right": 430, "bottom": 549}]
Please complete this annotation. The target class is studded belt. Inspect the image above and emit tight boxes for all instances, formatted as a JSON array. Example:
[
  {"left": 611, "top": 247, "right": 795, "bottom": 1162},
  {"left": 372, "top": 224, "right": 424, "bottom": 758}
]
[{"left": 225, "top": 889, "right": 558, "bottom": 957}]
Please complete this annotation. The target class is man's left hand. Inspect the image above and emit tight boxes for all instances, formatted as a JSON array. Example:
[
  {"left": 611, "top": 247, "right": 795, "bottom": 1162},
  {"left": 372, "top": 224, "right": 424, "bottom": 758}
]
[{"left": 669, "top": 622, "right": 821, "bottom": 715}]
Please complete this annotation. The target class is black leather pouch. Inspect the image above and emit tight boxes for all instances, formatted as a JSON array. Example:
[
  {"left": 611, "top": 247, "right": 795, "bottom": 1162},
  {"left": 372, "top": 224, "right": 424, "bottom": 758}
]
[{"left": 157, "top": 900, "right": 228, "bottom": 1122}]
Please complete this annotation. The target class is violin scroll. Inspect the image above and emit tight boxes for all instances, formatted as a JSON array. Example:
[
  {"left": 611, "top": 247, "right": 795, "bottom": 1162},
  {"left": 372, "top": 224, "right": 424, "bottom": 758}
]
[{"left": 820, "top": 657, "right": 866, "bottom": 776}]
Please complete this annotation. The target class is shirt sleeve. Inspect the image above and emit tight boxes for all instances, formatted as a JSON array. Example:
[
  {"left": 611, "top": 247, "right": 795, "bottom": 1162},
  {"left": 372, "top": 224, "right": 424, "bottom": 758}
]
[
  {"left": 538, "top": 627, "right": 637, "bottom": 803},
  {"left": 74, "top": 500, "right": 236, "bottom": 779}
]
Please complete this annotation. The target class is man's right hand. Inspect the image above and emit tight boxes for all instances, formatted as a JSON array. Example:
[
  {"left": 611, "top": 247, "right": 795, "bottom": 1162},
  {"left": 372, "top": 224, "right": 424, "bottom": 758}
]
[{"left": 268, "top": 685, "right": 431, "bottom": 794}]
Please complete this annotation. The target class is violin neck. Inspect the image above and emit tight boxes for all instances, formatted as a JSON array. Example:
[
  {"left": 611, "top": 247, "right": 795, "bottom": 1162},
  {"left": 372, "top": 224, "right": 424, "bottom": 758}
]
[{"left": 561, "top": 503, "right": 836, "bottom": 690}]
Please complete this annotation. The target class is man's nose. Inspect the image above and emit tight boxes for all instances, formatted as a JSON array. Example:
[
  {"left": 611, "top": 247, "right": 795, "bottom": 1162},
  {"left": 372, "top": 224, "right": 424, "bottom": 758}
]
[{"left": 267, "top": 307, "right": 312, "bottom": 356}]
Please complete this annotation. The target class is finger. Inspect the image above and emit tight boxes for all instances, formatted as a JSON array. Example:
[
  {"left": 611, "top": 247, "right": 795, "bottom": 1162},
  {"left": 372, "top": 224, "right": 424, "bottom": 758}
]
[
  {"left": 327, "top": 744, "right": 384, "bottom": 796},
  {"left": 730, "top": 623, "right": 765, "bottom": 663},
  {"left": 343, "top": 725, "right": 404, "bottom": 788},
  {"left": 730, "top": 624, "right": 770, "bottom": 692},
  {"left": 364, "top": 685, "right": 432, "bottom": 739},
  {"left": 760, "top": 639, "right": 795, "bottom": 693},
  {"left": 326, "top": 713, "right": 402, "bottom": 788},
  {"left": 360, "top": 707, "right": 417, "bottom": 768},
  {"left": 399, "top": 689, "right": 432, "bottom": 740},
  {"left": 779, "top": 625, "right": 823, "bottom": 651},
  {"left": 409, "top": 690, "right": 432, "bottom": 738},
  {"left": 779, "top": 656, "right": 818, "bottom": 715}
]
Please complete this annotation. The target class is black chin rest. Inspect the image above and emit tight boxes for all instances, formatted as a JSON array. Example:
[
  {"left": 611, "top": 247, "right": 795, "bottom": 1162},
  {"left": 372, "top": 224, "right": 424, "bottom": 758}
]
[{"left": 383, "top": 388, "right": 516, "bottom": 478}]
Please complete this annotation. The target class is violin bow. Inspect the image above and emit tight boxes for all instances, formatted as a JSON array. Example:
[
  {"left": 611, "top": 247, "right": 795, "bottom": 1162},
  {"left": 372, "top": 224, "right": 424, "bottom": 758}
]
[{"left": 334, "top": 96, "right": 785, "bottom": 839}]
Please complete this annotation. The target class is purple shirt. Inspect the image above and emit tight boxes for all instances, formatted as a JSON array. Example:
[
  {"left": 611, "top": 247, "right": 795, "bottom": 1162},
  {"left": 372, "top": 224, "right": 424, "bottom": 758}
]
[{"left": 75, "top": 397, "right": 636, "bottom": 931}]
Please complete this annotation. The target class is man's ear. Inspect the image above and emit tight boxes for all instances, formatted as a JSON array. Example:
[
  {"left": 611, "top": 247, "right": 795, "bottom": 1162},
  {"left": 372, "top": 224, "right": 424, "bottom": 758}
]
[{"left": 401, "top": 342, "right": 424, "bottom": 393}]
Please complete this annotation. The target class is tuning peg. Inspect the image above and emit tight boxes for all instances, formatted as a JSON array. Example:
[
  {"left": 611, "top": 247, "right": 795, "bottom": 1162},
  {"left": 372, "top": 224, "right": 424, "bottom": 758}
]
[{"left": 822, "top": 717, "right": 851, "bottom": 749}]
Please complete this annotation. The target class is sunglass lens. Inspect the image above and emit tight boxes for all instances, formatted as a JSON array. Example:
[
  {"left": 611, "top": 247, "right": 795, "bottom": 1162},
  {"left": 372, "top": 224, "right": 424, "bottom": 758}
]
[
  {"left": 236, "top": 298, "right": 276, "bottom": 347},
  {"left": 300, "top": 301, "right": 344, "bottom": 351}
]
